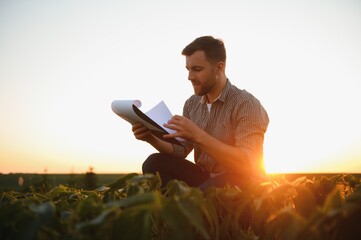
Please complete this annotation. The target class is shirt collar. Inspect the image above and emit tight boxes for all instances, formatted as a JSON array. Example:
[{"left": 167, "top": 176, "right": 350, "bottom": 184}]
[{"left": 200, "top": 79, "right": 231, "bottom": 104}]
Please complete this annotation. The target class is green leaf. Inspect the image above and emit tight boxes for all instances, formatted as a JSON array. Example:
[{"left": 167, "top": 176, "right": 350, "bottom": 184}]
[
  {"left": 293, "top": 185, "right": 317, "bottom": 218},
  {"left": 112, "top": 207, "right": 153, "bottom": 240},
  {"left": 322, "top": 188, "right": 343, "bottom": 212},
  {"left": 265, "top": 207, "right": 306, "bottom": 240},
  {"left": 105, "top": 173, "right": 139, "bottom": 192},
  {"left": 175, "top": 196, "right": 210, "bottom": 240},
  {"left": 160, "top": 201, "right": 195, "bottom": 240},
  {"left": 165, "top": 180, "right": 192, "bottom": 197},
  {"left": 109, "top": 191, "right": 160, "bottom": 209}
]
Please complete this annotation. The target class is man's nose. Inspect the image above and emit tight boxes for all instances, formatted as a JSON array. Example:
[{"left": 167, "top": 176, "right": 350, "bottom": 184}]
[{"left": 188, "top": 71, "right": 195, "bottom": 81}]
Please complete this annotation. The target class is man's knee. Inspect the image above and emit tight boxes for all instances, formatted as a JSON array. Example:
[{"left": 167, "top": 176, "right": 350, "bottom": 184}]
[{"left": 142, "top": 153, "right": 164, "bottom": 174}]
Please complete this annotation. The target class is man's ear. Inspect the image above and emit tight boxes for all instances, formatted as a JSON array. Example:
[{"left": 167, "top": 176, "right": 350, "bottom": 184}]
[{"left": 216, "top": 61, "right": 225, "bottom": 74}]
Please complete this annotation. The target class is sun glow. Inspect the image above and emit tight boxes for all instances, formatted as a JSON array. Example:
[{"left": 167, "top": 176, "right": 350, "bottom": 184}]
[{"left": 264, "top": 139, "right": 361, "bottom": 174}]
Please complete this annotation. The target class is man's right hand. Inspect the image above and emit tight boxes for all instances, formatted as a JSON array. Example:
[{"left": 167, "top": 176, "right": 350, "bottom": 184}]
[
  {"left": 131, "top": 123, "right": 154, "bottom": 142},
  {"left": 132, "top": 123, "right": 175, "bottom": 154}
]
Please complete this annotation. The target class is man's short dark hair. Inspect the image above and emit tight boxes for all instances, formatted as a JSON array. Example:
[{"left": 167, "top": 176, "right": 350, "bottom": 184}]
[{"left": 182, "top": 36, "right": 226, "bottom": 63}]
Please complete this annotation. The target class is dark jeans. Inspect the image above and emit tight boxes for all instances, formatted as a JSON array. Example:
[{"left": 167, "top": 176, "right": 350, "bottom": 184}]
[{"left": 142, "top": 153, "right": 250, "bottom": 191}]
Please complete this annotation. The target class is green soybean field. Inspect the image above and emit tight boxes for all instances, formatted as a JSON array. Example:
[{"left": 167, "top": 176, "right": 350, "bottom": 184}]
[{"left": 1, "top": 173, "right": 361, "bottom": 240}]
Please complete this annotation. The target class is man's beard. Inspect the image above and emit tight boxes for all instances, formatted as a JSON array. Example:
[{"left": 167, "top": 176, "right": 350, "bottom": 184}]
[{"left": 193, "top": 79, "right": 216, "bottom": 96}]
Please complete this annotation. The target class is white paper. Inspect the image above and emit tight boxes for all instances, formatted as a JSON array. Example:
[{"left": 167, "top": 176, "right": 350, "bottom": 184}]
[
  {"left": 145, "top": 101, "right": 175, "bottom": 134},
  {"left": 111, "top": 99, "right": 185, "bottom": 142}
]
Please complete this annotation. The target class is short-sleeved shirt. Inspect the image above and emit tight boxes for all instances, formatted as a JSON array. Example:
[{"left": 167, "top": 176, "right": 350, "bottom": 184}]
[{"left": 172, "top": 79, "right": 269, "bottom": 177}]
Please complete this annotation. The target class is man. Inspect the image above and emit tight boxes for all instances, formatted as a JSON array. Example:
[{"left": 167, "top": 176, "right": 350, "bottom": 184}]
[{"left": 132, "top": 36, "right": 269, "bottom": 191}]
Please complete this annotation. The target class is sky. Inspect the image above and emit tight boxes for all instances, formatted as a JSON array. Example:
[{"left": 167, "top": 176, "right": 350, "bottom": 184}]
[{"left": 0, "top": 0, "right": 360, "bottom": 174}]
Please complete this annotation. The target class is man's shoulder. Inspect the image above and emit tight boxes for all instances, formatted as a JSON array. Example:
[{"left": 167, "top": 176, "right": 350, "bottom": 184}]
[{"left": 226, "top": 83, "right": 258, "bottom": 103}]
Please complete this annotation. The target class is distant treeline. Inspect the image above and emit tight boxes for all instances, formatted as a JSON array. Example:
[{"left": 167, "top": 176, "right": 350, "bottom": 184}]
[
  {"left": 1, "top": 172, "right": 359, "bottom": 193},
  {"left": 0, "top": 172, "right": 128, "bottom": 192}
]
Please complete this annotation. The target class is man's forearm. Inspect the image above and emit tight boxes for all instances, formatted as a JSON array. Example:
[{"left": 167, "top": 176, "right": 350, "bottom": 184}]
[
  {"left": 195, "top": 131, "right": 250, "bottom": 171},
  {"left": 146, "top": 135, "right": 174, "bottom": 155}
]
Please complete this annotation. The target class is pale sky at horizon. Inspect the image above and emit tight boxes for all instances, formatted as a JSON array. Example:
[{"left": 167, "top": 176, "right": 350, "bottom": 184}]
[{"left": 1, "top": 0, "right": 360, "bottom": 174}]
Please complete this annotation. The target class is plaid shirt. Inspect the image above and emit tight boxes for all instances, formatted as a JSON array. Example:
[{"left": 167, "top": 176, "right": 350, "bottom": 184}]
[{"left": 172, "top": 79, "right": 269, "bottom": 177}]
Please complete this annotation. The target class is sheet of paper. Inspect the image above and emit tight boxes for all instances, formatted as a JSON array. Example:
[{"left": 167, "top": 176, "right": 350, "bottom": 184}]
[
  {"left": 146, "top": 101, "right": 185, "bottom": 142},
  {"left": 111, "top": 99, "right": 185, "bottom": 142},
  {"left": 145, "top": 101, "right": 174, "bottom": 134}
]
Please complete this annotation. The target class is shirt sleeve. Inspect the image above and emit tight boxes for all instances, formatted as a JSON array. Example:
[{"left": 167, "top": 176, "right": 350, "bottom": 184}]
[
  {"left": 234, "top": 97, "right": 269, "bottom": 167},
  {"left": 172, "top": 142, "right": 192, "bottom": 158}
]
